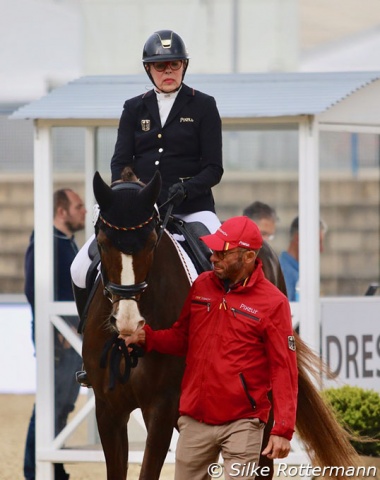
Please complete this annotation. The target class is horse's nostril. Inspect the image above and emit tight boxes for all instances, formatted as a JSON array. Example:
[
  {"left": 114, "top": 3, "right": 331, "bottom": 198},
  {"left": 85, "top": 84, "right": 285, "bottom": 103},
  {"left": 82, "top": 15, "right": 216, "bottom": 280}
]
[{"left": 137, "top": 319, "right": 145, "bottom": 330}]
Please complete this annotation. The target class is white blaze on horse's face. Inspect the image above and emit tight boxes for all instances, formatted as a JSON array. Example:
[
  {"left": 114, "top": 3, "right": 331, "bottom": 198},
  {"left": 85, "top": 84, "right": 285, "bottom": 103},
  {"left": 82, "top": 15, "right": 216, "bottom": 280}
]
[{"left": 114, "top": 253, "right": 146, "bottom": 335}]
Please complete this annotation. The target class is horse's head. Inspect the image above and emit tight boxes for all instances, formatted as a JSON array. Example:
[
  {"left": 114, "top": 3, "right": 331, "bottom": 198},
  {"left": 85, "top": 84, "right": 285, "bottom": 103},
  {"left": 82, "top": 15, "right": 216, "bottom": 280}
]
[{"left": 93, "top": 170, "right": 162, "bottom": 336}]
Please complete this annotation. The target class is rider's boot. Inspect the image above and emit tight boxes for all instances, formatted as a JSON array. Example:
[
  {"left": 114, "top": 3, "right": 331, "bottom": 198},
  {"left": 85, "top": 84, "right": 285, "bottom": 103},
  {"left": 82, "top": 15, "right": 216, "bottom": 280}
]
[
  {"left": 71, "top": 283, "right": 88, "bottom": 327},
  {"left": 72, "top": 283, "right": 92, "bottom": 388},
  {"left": 76, "top": 368, "right": 91, "bottom": 388}
]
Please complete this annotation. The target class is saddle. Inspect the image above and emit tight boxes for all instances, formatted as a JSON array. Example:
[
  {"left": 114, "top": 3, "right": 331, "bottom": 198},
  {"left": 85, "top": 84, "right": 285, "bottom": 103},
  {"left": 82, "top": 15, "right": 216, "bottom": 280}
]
[
  {"left": 166, "top": 217, "right": 212, "bottom": 274},
  {"left": 77, "top": 218, "right": 212, "bottom": 334}
]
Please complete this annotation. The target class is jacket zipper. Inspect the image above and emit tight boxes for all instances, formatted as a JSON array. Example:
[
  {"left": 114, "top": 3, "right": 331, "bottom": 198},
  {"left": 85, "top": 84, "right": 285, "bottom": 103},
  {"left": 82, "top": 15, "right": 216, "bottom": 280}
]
[
  {"left": 239, "top": 373, "right": 256, "bottom": 410},
  {"left": 191, "top": 299, "right": 211, "bottom": 312},
  {"left": 231, "top": 307, "right": 260, "bottom": 322}
]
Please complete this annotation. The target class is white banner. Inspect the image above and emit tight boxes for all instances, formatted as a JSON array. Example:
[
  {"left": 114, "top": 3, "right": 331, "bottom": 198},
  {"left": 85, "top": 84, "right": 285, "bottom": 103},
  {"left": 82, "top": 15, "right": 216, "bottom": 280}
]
[
  {"left": 321, "top": 297, "right": 380, "bottom": 392},
  {"left": 0, "top": 303, "right": 36, "bottom": 393}
]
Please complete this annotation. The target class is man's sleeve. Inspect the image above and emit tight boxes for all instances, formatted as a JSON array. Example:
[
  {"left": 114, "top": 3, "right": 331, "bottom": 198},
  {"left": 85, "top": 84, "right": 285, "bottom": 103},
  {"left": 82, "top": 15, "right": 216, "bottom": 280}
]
[
  {"left": 264, "top": 297, "right": 298, "bottom": 440},
  {"left": 144, "top": 287, "right": 195, "bottom": 357}
]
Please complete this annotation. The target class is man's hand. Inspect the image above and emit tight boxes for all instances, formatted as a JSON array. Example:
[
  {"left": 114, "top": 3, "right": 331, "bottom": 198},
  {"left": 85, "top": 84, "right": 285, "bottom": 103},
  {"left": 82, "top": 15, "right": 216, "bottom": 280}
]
[
  {"left": 167, "top": 182, "right": 187, "bottom": 207},
  {"left": 118, "top": 328, "right": 146, "bottom": 348},
  {"left": 261, "top": 435, "right": 291, "bottom": 459}
]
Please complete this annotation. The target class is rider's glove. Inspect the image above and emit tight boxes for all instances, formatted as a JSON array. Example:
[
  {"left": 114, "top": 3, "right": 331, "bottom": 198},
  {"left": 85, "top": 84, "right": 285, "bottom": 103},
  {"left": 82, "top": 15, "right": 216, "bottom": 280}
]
[{"left": 167, "top": 182, "right": 187, "bottom": 207}]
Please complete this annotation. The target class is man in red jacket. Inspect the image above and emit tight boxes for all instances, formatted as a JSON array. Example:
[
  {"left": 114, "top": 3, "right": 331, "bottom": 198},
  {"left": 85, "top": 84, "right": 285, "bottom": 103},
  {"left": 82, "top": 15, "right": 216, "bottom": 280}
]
[{"left": 122, "top": 216, "right": 298, "bottom": 480}]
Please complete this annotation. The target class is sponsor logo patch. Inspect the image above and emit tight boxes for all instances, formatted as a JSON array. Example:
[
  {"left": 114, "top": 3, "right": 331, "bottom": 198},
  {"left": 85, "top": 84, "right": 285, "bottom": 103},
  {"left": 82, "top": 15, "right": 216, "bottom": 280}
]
[{"left": 288, "top": 335, "right": 296, "bottom": 351}]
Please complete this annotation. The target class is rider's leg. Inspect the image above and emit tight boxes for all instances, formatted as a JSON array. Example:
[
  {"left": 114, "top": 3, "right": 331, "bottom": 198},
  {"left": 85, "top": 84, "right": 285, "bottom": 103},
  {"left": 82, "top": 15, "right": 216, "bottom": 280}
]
[
  {"left": 71, "top": 235, "right": 96, "bottom": 388},
  {"left": 174, "top": 211, "right": 221, "bottom": 234}
]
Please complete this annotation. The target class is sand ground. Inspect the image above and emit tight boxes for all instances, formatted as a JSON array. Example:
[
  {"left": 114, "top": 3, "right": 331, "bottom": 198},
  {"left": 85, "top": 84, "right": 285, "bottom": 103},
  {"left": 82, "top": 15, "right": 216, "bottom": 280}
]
[
  {"left": 2, "top": 393, "right": 378, "bottom": 480},
  {"left": 0, "top": 393, "right": 175, "bottom": 480}
]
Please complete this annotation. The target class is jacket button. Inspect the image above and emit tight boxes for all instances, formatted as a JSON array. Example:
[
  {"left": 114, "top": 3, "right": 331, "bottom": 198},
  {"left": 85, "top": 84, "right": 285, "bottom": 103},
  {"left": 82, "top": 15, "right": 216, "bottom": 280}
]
[
  {"left": 158, "top": 148, "right": 163, "bottom": 153},
  {"left": 155, "top": 161, "right": 159, "bottom": 165},
  {"left": 158, "top": 133, "right": 162, "bottom": 138}
]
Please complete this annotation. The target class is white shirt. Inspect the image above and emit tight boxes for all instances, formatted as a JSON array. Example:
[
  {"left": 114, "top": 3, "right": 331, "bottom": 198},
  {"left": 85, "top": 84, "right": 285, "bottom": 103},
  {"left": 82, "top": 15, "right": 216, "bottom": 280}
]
[{"left": 155, "top": 89, "right": 179, "bottom": 126}]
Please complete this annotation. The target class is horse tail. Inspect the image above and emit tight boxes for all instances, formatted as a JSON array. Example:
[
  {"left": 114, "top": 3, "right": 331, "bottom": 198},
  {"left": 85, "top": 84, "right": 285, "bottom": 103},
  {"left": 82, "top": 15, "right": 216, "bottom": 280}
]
[{"left": 295, "top": 334, "right": 361, "bottom": 477}]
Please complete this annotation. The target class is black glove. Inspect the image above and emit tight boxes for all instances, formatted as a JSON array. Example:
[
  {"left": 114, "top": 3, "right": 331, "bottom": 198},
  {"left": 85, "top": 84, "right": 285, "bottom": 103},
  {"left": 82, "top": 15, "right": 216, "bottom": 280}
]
[{"left": 167, "top": 182, "right": 187, "bottom": 207}]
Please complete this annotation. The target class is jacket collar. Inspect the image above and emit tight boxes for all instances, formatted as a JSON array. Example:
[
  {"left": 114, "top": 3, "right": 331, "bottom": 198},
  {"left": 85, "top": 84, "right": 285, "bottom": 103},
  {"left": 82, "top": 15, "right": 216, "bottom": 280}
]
[{"left": 143, "top": 83, "right": 194, "bottom": 128}]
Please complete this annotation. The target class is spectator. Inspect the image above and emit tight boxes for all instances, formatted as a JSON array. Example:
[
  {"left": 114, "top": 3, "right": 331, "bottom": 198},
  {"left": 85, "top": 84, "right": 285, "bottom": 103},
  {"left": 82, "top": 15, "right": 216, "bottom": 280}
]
[
  {"left": 243, "top": 201, "right": 278, "bottom": 241},
  {"left": 279, "top": 216, "right": 327, "bottom": 301},
  {"left": 121, "top": 216, "right": 298, "bottom": 480},
  {"left": 23, "top": 189, "right": 86, "bottom": 480}
]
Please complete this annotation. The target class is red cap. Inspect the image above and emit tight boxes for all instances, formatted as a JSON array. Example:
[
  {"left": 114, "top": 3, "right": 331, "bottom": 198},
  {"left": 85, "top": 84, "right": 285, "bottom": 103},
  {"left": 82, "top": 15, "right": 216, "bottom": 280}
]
[{"left": 200, "top": 216, "right": 263, "bottom": 251}]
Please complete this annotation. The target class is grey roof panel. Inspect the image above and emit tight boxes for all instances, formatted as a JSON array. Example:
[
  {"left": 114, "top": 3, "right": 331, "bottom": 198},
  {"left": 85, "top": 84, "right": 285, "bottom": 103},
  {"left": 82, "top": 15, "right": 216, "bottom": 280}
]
[{"left": 10, "top": 71, "right": 380, "bottom": 120}]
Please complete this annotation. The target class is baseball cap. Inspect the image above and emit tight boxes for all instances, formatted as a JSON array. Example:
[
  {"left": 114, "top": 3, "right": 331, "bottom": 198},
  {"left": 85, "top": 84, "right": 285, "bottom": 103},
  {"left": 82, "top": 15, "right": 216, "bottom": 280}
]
[{"left": 200, "top": 216, "right": 263, "bottom": 251}]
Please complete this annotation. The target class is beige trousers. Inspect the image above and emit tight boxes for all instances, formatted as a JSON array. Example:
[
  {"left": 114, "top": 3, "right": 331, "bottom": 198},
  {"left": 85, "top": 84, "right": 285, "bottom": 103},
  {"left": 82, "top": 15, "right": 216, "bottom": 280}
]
[{"left": 175, "top": 415, "right": 265, "bottom": 480}]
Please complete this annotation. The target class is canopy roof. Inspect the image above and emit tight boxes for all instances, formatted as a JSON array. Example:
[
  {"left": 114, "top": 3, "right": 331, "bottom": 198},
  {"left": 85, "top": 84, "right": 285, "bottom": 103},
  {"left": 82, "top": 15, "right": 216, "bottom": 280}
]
[{"left": 11, "top": 71, "right": 380, "bottom": 122}]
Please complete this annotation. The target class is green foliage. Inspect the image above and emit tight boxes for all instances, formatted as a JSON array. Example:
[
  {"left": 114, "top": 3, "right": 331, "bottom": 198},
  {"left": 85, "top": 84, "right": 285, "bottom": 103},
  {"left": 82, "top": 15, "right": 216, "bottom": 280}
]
[{"left": 322, "top": 386, "right": 380, "bottom": 457}]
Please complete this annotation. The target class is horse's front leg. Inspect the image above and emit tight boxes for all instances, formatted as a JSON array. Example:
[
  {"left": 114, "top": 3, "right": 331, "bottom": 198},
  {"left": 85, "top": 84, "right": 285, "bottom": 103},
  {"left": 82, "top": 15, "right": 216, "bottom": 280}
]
[
  {"left": 138, "top": 401, "right": 178, "bottom": 480},
  {"left": 95, "top": 398, "right": 130, "bottom": 480}
]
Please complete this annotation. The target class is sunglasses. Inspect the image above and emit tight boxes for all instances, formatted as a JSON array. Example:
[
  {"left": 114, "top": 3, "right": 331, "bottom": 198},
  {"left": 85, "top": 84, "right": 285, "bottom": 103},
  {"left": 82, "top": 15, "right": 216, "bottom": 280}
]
[
  {"left": 151, "top": 60, "right": 183, "bottom": 72},
  {"left": 211, "top": 248, "right": 247, "bottom": 260}
]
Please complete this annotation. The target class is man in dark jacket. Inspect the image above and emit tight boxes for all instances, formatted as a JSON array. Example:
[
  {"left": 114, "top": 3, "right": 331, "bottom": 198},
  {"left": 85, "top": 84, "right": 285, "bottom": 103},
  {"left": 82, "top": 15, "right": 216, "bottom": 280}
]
[
  {"left": 23, "top": 189, "right": 86, "bottom": 480},
  {"left": 122, "top": 216, "right": 298, "bottom": 480}
]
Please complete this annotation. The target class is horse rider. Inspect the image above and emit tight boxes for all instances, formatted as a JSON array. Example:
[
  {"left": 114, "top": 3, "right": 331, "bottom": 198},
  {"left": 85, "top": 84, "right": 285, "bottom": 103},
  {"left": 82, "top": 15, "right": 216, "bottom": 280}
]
[{"left": 71, "top": 29, "right": 223, "bottom": 383}]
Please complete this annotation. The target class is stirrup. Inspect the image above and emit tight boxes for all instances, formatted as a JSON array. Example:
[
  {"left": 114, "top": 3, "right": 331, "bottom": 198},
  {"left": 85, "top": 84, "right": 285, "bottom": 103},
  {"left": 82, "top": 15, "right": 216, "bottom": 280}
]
[{"left": 76, "top": 370, "right": 92, "bottom": 388}]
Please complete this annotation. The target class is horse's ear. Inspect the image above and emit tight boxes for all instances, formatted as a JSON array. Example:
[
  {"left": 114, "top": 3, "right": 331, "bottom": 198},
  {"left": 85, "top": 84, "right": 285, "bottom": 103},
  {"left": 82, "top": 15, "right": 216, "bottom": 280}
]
[
  {"left": 93, "top": 171, "right": 113, "bottom": 210},
  {"left": 138, "top": 170, "right": 162, "bottom": 206}
]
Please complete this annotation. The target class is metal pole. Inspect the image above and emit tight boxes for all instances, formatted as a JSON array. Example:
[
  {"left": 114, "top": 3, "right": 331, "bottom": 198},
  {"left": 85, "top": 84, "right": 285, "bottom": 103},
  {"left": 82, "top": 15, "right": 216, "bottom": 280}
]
[{"left": 232, "top": 0, "right": 239, "bottom": 73}]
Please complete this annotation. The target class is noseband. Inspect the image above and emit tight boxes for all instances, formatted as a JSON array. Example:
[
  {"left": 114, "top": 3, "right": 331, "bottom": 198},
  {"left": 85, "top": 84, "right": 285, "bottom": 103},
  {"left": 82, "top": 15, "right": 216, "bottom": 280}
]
[{"left": 103, "top": 279, "right": 148, "bottom": 303}]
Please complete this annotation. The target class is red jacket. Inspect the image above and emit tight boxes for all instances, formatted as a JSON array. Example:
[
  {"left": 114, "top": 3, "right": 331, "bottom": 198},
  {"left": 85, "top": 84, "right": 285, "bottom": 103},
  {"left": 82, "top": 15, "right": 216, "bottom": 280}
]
[{"left": 144, "top": 259, "right": 298, "bottom": 440}]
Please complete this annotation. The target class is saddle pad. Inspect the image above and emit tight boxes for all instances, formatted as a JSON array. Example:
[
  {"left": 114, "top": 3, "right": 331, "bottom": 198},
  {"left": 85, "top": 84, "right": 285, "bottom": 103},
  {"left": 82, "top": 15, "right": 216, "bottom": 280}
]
[{"left": 165, "top": 230, "right": 198, "bottom": 285}]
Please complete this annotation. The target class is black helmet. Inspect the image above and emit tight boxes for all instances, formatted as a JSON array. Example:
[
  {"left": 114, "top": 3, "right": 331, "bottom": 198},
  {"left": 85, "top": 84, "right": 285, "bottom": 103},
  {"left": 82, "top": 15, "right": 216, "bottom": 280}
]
[{"left": 142, "top": 30, "right": 190, "bottom": 63}]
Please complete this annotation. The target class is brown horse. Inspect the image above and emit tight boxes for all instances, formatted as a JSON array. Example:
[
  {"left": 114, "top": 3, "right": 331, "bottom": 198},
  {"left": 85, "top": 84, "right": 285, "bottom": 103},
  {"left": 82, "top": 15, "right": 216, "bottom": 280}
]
[{"left": 81, "top": 170, "right": 360, "bottom": 480}]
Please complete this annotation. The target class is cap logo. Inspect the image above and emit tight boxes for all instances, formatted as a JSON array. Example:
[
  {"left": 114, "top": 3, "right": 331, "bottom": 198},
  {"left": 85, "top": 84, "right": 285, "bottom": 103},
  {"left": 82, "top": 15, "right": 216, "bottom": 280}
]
[
  {"left": 239, "top": 241, "right": 250, "bottom": 247},
  {"left": 218, "top": 227, "right": 228, "bottom": 237}
]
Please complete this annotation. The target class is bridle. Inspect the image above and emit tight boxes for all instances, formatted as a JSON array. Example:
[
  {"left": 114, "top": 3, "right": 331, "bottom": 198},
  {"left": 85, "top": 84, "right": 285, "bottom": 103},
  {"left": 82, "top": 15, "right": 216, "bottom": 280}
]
[{"left": 96, "top": 182, "right": 173, "bottom": 304}]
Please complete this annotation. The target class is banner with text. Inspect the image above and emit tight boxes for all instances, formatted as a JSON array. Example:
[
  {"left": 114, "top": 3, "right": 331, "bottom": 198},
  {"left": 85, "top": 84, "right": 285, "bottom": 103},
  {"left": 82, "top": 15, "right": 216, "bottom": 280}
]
[{"left": 321, "top": 297, "right": 380, "bottom": 392}]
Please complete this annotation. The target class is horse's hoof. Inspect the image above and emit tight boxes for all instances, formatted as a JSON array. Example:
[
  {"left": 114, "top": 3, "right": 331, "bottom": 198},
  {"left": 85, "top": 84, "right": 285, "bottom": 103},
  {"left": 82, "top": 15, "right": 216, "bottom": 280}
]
[{"left": 76, "top": 370, "right": 92, "bottom": 388}]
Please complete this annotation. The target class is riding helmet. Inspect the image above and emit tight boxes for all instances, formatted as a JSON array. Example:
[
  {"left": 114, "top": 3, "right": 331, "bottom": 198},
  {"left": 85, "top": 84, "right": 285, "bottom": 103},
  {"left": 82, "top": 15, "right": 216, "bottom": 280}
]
[
  {"left": 142, "top": 30, "right": 190, "bottom": 88},
  {"left": 142, "top": 30, "right": 190, "bottom": 63}
]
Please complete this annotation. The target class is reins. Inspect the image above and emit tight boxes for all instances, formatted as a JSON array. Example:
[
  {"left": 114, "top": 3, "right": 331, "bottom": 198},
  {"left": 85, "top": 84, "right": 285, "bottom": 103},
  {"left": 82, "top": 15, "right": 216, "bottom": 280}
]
[{"left": 156, "top": 202, "right": 174, "bottom": 245}]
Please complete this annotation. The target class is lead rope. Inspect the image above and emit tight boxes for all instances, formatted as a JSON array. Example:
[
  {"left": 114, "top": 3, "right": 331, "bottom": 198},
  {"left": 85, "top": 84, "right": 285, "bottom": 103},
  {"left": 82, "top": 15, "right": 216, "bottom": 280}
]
[{"left": 100, "top": 332, "right": 144, "bottom": 390}]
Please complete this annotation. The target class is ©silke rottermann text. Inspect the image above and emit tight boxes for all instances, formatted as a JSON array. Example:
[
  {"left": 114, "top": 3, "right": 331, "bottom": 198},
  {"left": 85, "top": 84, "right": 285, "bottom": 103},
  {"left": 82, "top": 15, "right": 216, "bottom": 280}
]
[{"left": 207, "top": 462, "right": 378, "bottom": 478}]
